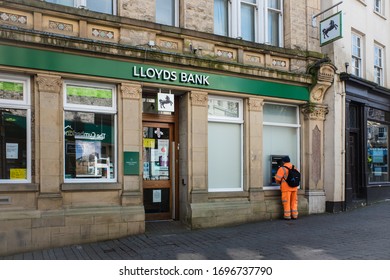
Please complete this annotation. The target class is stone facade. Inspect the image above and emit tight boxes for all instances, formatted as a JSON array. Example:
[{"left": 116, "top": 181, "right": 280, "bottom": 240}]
[{"left": 0, "top": 0, "right": 335, "bottom": 256}]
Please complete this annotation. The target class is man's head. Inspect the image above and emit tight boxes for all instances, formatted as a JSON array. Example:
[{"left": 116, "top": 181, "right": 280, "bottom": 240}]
[{"left": 282, "top": 156, "right": 290, "bottom": 163}]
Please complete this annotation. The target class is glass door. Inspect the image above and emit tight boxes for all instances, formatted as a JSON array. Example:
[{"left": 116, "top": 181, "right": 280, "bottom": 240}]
[{"left": 142, "top": 122, "right": 174, "bottom": 220}]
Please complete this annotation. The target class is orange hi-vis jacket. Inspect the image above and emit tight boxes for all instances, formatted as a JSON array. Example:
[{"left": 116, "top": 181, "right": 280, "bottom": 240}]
[{"left": 274, "top": 162, "right": 297, "bottom": 192}]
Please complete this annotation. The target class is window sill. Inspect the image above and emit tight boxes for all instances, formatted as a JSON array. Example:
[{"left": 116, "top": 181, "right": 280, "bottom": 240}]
[
  {"left": 0, "top": 183, "right": 39, "bottom": 192},
  {"left": 61, "top": 183, "right": 122, "bottom": 191}
]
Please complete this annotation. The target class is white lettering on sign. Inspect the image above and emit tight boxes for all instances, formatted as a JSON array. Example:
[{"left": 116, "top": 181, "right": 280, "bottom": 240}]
[
  {"left": 132, "top": 66, "right": 210, "bottom": 86},
  {"left": 64, "top": 125, "right": 106, "bottom": 141}
]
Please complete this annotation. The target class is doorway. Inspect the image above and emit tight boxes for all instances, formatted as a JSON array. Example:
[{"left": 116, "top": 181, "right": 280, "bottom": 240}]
[{"left": 142, "top": 88, "right": 180, "bottom": 221}]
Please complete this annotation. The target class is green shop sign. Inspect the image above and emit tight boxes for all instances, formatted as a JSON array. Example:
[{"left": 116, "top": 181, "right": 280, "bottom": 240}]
[{"left": 0, "top": 45, "right": 309, "bottom": 101}]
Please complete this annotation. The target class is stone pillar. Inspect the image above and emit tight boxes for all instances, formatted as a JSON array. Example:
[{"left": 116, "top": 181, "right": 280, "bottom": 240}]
[
  {"left": 303, "top": 62, "right": 336, "bottom": 214},
  {"left": 189, "top": 91, "right": 208, "bottom": 203},
  {"left": 120, "top": 83, "right": 143, "bottom": 206},
  {"left": 35, "top": 74, "right": 63, "bottom": 210},
  {"left": 247, "top": 97, "right": 265, "bottom": 201}
]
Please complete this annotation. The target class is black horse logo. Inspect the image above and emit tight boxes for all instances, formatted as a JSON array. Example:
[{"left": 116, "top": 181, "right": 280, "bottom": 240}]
[
  {"left": 159, "top": 95, "right": 173, "bottom": 109},
  {"left": 322, "top": 20, "right": 338, "bottom": 39}
]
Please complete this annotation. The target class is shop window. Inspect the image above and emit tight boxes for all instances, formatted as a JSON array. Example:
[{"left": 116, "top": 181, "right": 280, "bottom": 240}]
[
  {"left": 156, "top": 0, "right": 179, "bottom": 27},
  {"left": 263, "top": 103, "right": 300, "bottom": 188},
  {"left": 0, "top": 74, "right": 31, "bottom": 183},
  {"left": 64, "top": 81, "right": 116, "bottom": 182},
  {"left": 208, "top": 96, "right": 243, "bottom": 192},
  {"left": 214, "top": 0, "right": 284, "bottom": 46},
  {"left": 367, "top": 108, "right": 390, "bottom": 183},
  {"left": 46, "top": 0, "right": 115, "bottom": 15}
]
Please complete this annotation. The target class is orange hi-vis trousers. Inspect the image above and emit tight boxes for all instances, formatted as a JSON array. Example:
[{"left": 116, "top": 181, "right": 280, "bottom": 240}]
[{"left": 281, "top": 189, "right": 298, "bottom": 219}]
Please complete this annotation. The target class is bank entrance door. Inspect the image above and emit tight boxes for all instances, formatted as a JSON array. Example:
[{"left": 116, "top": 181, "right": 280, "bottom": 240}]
[{"left": 142, "top": 122, "right": 176, "bottom": 220}]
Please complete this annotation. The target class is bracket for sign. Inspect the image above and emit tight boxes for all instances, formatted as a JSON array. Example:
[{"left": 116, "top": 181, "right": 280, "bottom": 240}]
[{"left": 312, "top": 1, "right": 343, "bottom": 27}]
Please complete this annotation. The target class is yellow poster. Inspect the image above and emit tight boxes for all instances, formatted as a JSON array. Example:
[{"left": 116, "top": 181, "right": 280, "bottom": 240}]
[
  {"left": 143, "top": 138, "right": 155, "bottom": 148},
  {"left": 10, "top": 168, "right": 26, "bottom": 179}
]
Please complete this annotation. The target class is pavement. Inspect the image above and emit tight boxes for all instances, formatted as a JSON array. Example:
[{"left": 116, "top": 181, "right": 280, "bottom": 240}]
[{"left": 2, "top": 200, "right": 390, "bottom": 260}]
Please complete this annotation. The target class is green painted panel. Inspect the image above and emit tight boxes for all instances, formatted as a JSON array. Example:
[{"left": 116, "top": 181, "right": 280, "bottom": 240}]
[
  {"left": 123, "top": 151, "right": 139, "bottom": 175},
  {"left": 0, "top": 45, "right": 309, "bottom": 101}
]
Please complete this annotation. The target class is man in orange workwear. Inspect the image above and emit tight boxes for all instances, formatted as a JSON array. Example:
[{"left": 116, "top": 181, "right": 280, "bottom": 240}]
[{"left": 274, "top": 156, "right": 298, "bottom": 220}]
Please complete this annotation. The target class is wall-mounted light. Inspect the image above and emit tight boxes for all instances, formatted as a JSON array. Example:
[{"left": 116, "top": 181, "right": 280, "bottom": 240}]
[{"left": 344, "top": 62, "right": 349, "bottom": 73}]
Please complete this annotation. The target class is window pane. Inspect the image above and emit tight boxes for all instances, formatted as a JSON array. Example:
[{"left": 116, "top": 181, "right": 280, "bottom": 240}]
[
  {"left": 263, "top": 104, "right": 297, "bottom": 124},
  {"left": 214, "top": 0, "right": 229, "bottom": 36},
  {"left": 0, "top": 81, "right": 24, "bottom": 101},
  {"left": 263, "top": 125, "right": 298, "bottom": 186},
  {"left": 46, "top": 0, "right": 74, "bottom": 6},
  {"left": 367, "top": 121, "right": 388, "bottom": 183},
  {"left": 268, "top": 0, "right": 280, "bottom": 9},
  {"left": 86, "top": 0, "right": 113, "bottom": 14},
  {"left": 0, "top": 109, "right": 27, "bottom": 180},
  {"left": 208, "top": 122, "right": 241, "bottom": 190},
  {"left": 156, "top": 0, "right": 175, "bottom": 26},
  {"left": 64, "top": 112, "right": 115, "bottom": 180},
  {"left": 241, "top": 4, "right": 255, "bottom": 41},
  {"left": 268, "top": 10, "right": 280, "bottom": 46},
  {"left": 66, "top": 85, "right": 113, "bottom": 107},
  {"left": 208, "top": 98, "right": 240, "bottom": 118}
]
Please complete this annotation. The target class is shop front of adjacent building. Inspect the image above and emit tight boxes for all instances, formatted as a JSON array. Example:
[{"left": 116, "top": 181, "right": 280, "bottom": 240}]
[{"left": 342, "top": 74, "right": 390, "bottom": 209}]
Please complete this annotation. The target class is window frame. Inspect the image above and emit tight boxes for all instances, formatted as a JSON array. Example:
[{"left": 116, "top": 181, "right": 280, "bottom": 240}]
[
  {"left": 63, "top": 80, "right": 117, "bottom": 183},
  {"left": 156, "top": 0, "right": 179, "bottom": 27},
  {"left": 374, "top": 43, "right": 384, "bottom": 86},
  {"left": 351, "top": 32, "right": 363, "bottom": 77},
  {"left": 208, "top": 95, "right": 244, "bottom": 192},
  {"left": 374, "top": 0, "right": 384, "bottom": 15},
  {"left": 262, "top": 102, "right": 300, "bottom": 190},
  {"left": 46, "top": 0, "right": 116, "bottom": 15},
  {"left": 215, "top": 0, "right": 284, "bottom": 46},
  {"left": 0, "top": 73, "right": 31, "bottom": 184}
]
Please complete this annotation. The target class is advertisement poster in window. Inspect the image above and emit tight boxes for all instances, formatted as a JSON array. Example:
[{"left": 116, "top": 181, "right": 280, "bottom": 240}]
[
  {"left": 75, "top": 140, "right": 101, "bottom": 177},
  {"left": 158, "top": 139, "right": 169, "bottom": 178}
]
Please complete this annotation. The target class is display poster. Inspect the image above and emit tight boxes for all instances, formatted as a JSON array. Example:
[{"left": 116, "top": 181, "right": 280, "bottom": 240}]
[
  {"left": 143, "top": 138, "right": 155, "bottom": 148},
  {"left": 6, "top": 143, "right": 18, "bottom": 159},
  {"left": 372, "top": 149, "right": 384, "bottom": 163},
  {"left": 153, "top": 189, "right": 162, "bottom": 203},
  {"left": 75, "top": 140, "right": 101, "bottom": 177},
  {"left": 374, "top": 167, "right": 382, "bottom": 177},
  {"left": 10, "top": 168, "right": 26, "bottom": 179}
]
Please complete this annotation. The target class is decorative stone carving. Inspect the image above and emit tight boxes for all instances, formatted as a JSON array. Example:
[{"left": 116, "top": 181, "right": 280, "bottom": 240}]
[
  {"left": 312, "top": 125, "right": 321, "bottom": 186},
  {"left": 248, "top": 98, "right": 263, "bottom": 112},
  {"left": 36, "top": 75, "right": 62, "bottom": 93},
  {"left": 191, "top": 91, "right": 208, "bottom": 106},
  {"left": 49, "top": 20, "right": 73, "bottom": 32},
  {"left": 308, "top": 61, "right": 337, "bottom": 104},
  {"left": 121, "top": 83, "right": 141, "bottom": 100},
  {"left": 302, "top": 104, "right": 329, "bottom": 121}
]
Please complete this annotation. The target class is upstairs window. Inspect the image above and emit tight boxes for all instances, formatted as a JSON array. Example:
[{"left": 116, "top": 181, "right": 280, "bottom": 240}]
[
  {"left": 156, "top": 0, "right": 179, "bottom": 27},
  {"left": 214, "top": 0, "right": 284, "bottom": 47},
  {"left": 374, "top": 44, "right": 384, "bottom": 86},
  {"left": 351, "top": 32, "right": 363, "bottom": 77},
  {"left": 46, "top": 0, "right": 115, "bottom": 15},
  {"left": 374, "top": 0, "right": 384, "bottom": 15}
]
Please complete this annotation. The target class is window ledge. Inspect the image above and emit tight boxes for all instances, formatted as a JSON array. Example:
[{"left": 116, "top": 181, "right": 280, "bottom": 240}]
[
  {"left": 208, "top": 191, "right": 248, "bottom": 199},
  {"left": 0, "top": 183, "right": 39, "bottom": 192},
  {"left": 374, "top": 11, "right": 387, "bottom": 20},
  {"left": 61, "top": 183, "right": 122, "bottom": 191}
]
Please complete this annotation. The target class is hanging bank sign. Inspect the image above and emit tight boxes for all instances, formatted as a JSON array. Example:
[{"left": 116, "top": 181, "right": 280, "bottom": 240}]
[
  {"left": 320, "top": 11, "right": 342, "bottom": 46},
  {"left": 132, "top": 66, "right": 210, "bottom": 86}
]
